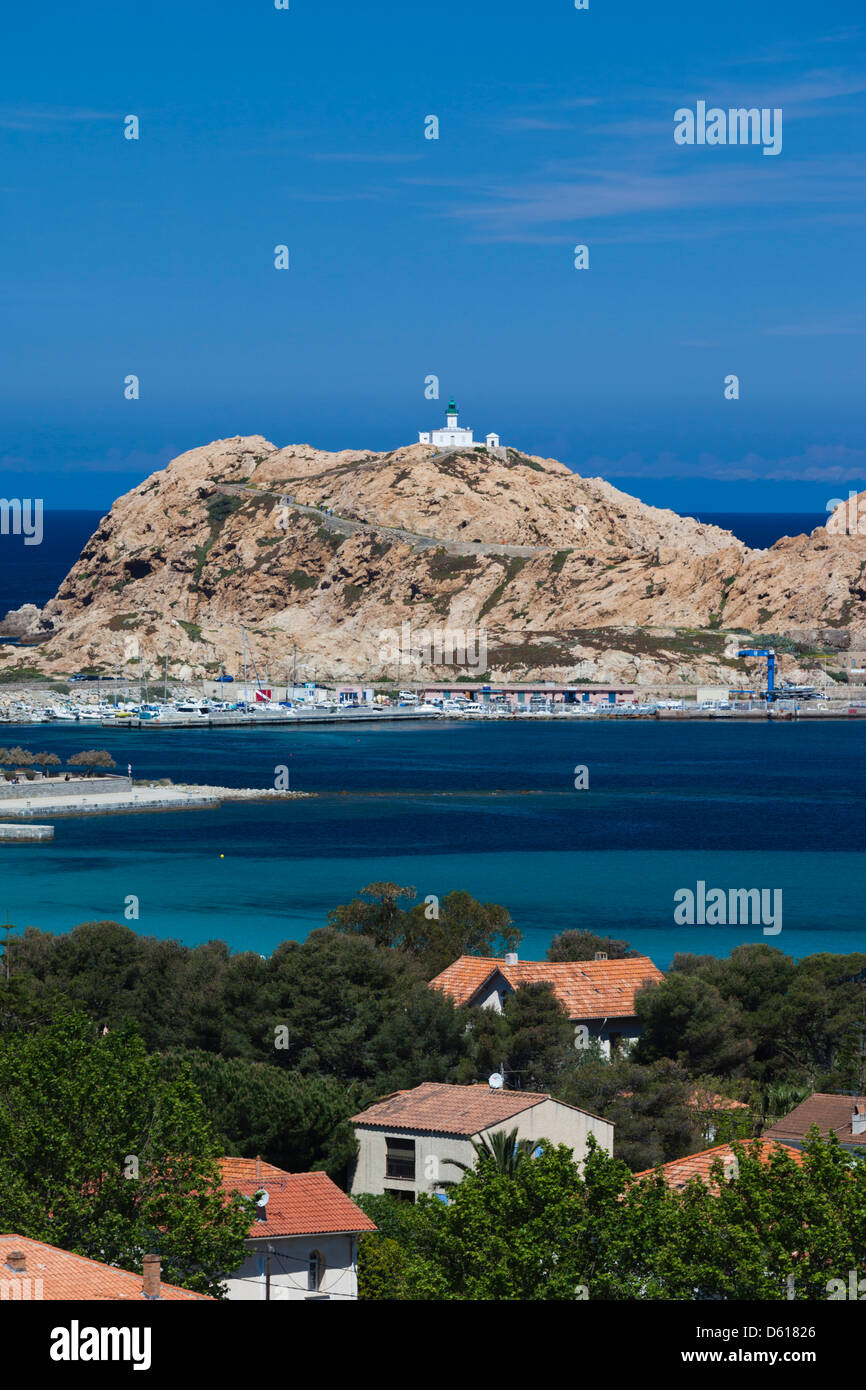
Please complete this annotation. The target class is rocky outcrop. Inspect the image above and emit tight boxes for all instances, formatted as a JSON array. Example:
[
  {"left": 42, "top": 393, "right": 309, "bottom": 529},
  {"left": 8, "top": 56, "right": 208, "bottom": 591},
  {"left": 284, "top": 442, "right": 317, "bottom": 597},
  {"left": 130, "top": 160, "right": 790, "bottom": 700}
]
[{"left": 2, "top": 437, "right": 863, "bottom": 689}]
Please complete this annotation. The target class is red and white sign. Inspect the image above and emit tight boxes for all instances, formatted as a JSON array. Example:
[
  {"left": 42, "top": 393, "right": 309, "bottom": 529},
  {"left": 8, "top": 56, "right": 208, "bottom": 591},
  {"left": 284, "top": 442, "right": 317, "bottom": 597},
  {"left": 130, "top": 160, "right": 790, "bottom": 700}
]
[{"left": 255, "top": 689, "right": 272, "bottom": 703}]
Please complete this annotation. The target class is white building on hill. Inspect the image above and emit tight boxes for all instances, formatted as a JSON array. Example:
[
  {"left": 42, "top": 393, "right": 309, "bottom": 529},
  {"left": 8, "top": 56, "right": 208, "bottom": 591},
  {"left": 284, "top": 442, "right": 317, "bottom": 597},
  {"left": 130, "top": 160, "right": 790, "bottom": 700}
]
[{"left": 419, "top": 398, "right": 502, "bottom": 453}]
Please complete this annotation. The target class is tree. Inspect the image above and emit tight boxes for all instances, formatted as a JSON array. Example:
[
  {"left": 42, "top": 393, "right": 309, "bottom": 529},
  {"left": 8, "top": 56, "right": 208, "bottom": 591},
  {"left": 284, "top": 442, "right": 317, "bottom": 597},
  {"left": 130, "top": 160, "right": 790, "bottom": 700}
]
[
  {"left": 158, "top": 1051, "right": 358, "bottom": 1181},
  {"left": 634, "top": 969, "right": 752, "bottom": 1074},
  {"left": 547, "top": 929, "right": 636, "bottom": 962},
  {"left": 327, "top": 882, "right": 519, "bottom": 977},
  {"left": 0, "top": 746, "right": 34, "bottom": 772},
  {"left": 561, "top": 1056, "right": 699, "bottom": 1172},
  {"left": 401, "top": 889, "right": 520, "bottom": 978},
  {"left": 443, "top": 1126, "right": 538, "bottom": 1179},
  {"left": 32, "top": 751, "right": 62, "bottom": 771},
  {"left": 500, "top": 981, "right": 575, "bottom": 1092},
  {"left": 0, "top": 1013, "right": 252, "bottom": 1296},
  {"left": 266, "top": 928, "right": 472, "bottom": 1093},
  {"left": 67, "top": 749, "right": 117, "bottom": 775},
  {"left": 327, "top": 882, "right": 417, "bottom": 949},
  {"left": 359, "top": 1142, "right": 601, "bottom": 1300},
  {"left": 358, "top": 1133, "right": 866, "bottom": 1301}
]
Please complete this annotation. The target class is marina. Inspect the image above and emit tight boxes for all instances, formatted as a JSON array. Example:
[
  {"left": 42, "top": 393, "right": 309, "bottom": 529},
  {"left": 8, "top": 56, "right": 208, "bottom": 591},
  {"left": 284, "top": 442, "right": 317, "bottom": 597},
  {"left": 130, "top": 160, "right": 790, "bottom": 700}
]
[{"left": 1, "top": 680, "right": 863, "bottom": 730}]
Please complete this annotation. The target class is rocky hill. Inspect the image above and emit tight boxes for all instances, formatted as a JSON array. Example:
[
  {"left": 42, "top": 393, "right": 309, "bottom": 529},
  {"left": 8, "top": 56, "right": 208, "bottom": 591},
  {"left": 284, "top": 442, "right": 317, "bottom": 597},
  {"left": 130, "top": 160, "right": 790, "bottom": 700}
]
[{"left": 2, "top": 436, "right": 865, "bottom": 690}]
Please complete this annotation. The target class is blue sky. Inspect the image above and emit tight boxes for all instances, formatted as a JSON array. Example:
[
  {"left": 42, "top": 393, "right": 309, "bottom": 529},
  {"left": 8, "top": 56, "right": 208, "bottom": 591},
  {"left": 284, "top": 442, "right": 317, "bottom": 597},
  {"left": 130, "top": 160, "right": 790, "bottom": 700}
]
[{"left": 1, "top": 0, "right": 864, "bottom": 512}]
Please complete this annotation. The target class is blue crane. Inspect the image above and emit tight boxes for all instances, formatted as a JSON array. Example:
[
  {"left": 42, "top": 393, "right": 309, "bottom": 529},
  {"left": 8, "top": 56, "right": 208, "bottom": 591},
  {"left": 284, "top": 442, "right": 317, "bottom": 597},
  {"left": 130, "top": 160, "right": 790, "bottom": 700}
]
[{"left": 737, "top": 648, "right": 776, "bottom": 702}]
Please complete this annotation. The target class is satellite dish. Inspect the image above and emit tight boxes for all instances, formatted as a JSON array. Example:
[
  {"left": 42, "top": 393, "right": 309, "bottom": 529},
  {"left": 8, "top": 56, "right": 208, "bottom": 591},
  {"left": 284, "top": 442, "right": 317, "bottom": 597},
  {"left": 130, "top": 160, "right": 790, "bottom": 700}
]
[
  {"left": 255, "top": 1189, "right": 270, "bottom": 1207},
  {"left": 488, "top": 1072, "right": 504, "bottom": 1090}
]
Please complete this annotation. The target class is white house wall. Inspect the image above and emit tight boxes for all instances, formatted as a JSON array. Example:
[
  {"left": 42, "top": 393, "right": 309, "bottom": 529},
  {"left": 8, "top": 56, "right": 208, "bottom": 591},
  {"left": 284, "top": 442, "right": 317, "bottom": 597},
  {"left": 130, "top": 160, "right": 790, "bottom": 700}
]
[
  {"left": 351, "top": 1100, "right": 614, "bottom": 1200},
  {"left": 223, "top": 1232, "right": 359, "bottom": 1301}
]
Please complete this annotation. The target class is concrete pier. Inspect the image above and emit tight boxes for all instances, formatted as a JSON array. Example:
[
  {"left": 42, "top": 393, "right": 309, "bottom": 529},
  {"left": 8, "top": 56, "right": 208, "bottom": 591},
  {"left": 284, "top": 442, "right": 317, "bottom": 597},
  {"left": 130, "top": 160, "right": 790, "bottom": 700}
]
[
  {"left": 0, "top": 785, "right": 309, "bottom": 819},
  {"left": 0, "top": 823, "right": 53, "bottom": 841}
]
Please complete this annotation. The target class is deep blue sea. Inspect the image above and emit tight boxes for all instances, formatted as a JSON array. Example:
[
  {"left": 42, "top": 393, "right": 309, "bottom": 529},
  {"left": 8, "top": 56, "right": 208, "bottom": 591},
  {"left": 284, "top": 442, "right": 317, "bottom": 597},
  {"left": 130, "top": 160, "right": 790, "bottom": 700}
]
[{"left": 0, "top": 719, "right": 864, "bottom": 969}]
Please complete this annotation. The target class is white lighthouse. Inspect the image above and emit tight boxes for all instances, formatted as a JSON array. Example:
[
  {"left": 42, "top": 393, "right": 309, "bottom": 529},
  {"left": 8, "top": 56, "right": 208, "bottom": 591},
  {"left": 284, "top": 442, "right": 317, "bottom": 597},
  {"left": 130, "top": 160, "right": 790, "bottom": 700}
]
[{"left": 419, "top": 397, "right": 503, "bottom": 453}]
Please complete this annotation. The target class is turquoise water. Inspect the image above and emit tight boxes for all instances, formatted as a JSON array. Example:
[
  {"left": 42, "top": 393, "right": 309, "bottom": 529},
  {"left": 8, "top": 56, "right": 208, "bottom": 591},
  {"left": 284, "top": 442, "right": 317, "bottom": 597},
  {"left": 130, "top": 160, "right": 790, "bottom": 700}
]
[{"left": 1, "top": 719, "right": 864, "bottom": 968}]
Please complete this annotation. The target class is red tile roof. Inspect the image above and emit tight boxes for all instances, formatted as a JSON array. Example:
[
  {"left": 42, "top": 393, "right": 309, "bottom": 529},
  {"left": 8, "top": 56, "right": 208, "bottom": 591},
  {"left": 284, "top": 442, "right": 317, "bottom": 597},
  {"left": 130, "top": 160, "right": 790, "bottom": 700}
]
[
  {"left": 429, "top": 954, "right": 664, "bottom": 1020},
  {"left": 687, "top": 1088, "right": 749, "bottom": 1112},
  {"left": 631, "top": 1139, "right": 803, "bottom": 1192},
  {"left": 217, "top": 1160, "right": 377, "bottom": 1238},
  {"left": 764, "top": 1093, "right": 866, "bottom": 1148},
  {"left": 351, "top": 1081, "right": 605, "bottom": 1135},
  {"left": 0, "top": 1235, "right": 210, "bottom": 1301}
]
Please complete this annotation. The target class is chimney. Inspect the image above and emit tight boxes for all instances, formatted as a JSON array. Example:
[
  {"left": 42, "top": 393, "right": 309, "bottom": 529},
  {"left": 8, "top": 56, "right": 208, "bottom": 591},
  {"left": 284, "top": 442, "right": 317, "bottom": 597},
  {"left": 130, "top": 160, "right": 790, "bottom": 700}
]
[
  {"left": 852, "top": 1103, "right": 866, "bottom": 1136},
  {"left": 594, "top": 951, "right": 608, "bottom": 961},
  {"left": 142, "top": 1253, "right": 161, "bottom": 1300},
  {"left": 5, "top": 1250, "right": 26, "bottom": 1275},
  {"left": 504, "top": 952, "right": 518, "bottom": 966},
  {"left": 256, "top": 1155, "right": 262, "bottom": 1183}
]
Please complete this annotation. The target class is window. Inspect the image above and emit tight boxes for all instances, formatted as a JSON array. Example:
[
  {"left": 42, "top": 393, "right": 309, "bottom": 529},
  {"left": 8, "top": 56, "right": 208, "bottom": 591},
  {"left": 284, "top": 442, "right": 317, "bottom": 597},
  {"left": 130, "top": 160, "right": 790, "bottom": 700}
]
[
  {"left": 384, "top": 1188, "right": 416, "bottom": 1203},
  {"left": 307, "top": 1249, "right": 325, "bottom": 1292},
  {"left": 385, "top": 1136, "right": 416, "bottom": 1181}
]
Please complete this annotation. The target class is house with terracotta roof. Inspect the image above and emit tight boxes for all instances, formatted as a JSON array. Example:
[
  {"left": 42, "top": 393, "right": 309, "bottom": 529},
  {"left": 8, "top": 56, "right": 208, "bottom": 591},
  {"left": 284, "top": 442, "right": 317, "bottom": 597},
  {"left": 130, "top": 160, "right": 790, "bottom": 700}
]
[
  {"left": 349, "top": 1081, "right": 613, "bottom": 1201},
  {"left": 0, "top": 1236, "right": 210, "bottom": 1301},
  {"left": 631, "top": 1139, "right": 803, "bottom": 1193},
  {"left": 217, "top": 1158, "right": 376, "bottom": 1301},
  {"left": 687, "top": 1088, "right": 751, "bottom": 1144},
  {"left": 429, "top": 951, "right": 665, "bottom": 1057},
  {"left": 763, "top": 1093, "right": 866, "bottom": 1154}
]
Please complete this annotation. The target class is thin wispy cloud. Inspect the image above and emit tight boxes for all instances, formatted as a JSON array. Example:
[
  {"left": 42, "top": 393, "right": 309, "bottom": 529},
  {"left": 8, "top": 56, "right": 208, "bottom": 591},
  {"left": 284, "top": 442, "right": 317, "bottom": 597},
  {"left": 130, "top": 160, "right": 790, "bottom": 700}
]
[
  {"left": 0, "top": 106, "right": 121, "bottom": 131},
  {"left": 764, "top": 316, "right": 866, "bottom": 337},
  {"left": 494, "top": 116, "right": 575, "bottom": 132},
  {"left": 438, "top": 152, "right": 865, "bottom": 242},
  {"left": 583, "top": 444, "right": 866, "bottom": 483},
  {"left": 309, "top": 151, "right": 422, "bottom": 164}
]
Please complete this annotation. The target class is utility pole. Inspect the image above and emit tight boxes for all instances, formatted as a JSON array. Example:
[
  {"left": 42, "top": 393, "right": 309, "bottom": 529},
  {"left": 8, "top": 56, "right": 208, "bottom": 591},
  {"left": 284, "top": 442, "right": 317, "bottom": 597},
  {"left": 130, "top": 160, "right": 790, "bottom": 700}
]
[
  {"left": 164, "top": 643, "right": 168, "bottom": 704},
  {"left": 265, "top": 1245, "right": 272, "bottom": 1302},
  {"left": 292, "top": 643, "right": 297, "bottom": 698},
  {"left": 2, "top": 919, "right": 17, "bottom": 985}
]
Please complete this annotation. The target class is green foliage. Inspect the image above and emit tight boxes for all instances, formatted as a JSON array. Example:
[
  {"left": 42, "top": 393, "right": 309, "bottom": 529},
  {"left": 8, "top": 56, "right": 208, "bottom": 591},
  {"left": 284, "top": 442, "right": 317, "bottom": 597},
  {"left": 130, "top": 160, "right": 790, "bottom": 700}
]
[
  {"left": 561, "top": 1056, "right": 701, "bottom": 1172},
  {"left": 287, "top": 569, "right": 317, "bottom": 590},
  {"left": 205, "top": 494, "right": 245, "bottom": 528},
  {"left": 327, "top": 882, "right": 519, "bottom": 978},
  {"left": 157, "top": 1051, "right": 357, "bottom": 1180},
  {"left": 0, "top": 1013, "right": 251, "bottom": 1297},
  {"left": 359, "top": 1133, "right": 866, "bottom": 1300},
  {"left": 479, "top": 557, "right": 527, "bottom": 619},
  {"left": 636, "top": 944, "right": 866, "bottom": 1087},
  {"left": 547, "top": 929, "right": 638, "bottom": 962},
  {"left": 443, "top": 1126, "right": 538, "bottom": 1179},
  {"left": 268, "top": 928, "right": 470, "bottom": 1094},
  {"left": 67, "top": 749, "right": 117, "bottom": 772},
  {"left": 0, "top": 667, "right": 50, "bottom": 683}
]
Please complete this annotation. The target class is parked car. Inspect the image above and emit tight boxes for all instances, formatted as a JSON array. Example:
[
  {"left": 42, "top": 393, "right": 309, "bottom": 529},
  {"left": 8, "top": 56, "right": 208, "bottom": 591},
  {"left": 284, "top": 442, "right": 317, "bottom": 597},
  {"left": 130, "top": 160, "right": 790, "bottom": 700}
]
[{"left": 215, "top": 674, "right": 235, "bottom": 682}]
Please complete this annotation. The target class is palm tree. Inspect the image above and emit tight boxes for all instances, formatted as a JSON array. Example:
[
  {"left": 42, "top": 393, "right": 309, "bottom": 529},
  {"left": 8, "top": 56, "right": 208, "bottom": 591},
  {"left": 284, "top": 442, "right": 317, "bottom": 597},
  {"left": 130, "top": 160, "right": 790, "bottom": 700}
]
[
  {"left": 442, "top": 1126, "right": 539, "bottom": 1180},
  {"left": 757, "top": 1081, "right": 812, "bottom": 1130}
]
